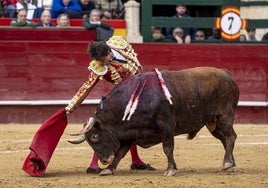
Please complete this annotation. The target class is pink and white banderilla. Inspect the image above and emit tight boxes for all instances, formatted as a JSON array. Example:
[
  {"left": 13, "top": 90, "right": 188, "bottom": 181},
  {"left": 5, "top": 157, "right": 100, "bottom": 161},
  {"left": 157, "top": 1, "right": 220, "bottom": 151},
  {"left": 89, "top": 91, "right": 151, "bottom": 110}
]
[
  {"left": 154, "top": 68, "right": 173, "bottom": 105},
  {"left": 122, "top": 80, "right": 146, "bottom": 121}
]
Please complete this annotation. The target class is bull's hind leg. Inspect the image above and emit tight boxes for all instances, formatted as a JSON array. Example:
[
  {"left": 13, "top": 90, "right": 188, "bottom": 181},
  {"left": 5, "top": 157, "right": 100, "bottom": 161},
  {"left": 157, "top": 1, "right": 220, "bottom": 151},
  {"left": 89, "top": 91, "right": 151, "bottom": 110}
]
[{"left": 208, "top": 113, "right": 237, "bottom": 172}]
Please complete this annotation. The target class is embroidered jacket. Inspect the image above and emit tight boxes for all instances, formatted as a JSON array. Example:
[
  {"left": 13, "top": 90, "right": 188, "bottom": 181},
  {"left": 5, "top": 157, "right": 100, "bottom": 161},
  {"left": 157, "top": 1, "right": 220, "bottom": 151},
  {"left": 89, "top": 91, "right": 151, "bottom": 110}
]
[{"left": 66, "top": 36, "right": 142, "bottom": 112}]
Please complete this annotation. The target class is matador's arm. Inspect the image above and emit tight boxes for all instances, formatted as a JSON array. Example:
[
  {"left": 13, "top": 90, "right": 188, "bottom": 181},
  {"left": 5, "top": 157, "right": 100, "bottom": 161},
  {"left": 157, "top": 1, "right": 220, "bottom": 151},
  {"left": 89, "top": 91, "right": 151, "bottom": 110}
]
[{"left": 65, "top": 71, "right": 99, "bottom": 113}]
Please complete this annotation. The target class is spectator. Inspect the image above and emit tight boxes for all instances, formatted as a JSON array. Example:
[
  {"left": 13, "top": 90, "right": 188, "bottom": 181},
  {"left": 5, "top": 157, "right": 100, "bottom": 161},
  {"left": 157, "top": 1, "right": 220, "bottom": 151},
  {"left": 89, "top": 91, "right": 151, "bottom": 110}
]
[
  {"left": 262, "top": 32, "right": 268, "bottom": 41},
  {"left": 239, "top": 34, "right": 246, "bottom": 41},
  {"left": 172, "top": 27, "right": 184, "bottom": 44},
  {"left": 3, "top": 0, "right": 17, "bottom": 18},
  {"left": 151, "top": 26, "right": 165, "bottom": 41},
  {"left": 43, "top": 0, "right": 53, "bottom": 10},
  {"left": 194, "top": 29, "right": 206, "bottom": 41},
  {"left": 51, "top": 0, "right": 82, "bottom": 19},
  {"left": 33, "top": 0, "right": 44, "bottom": 18},
  {"left": 207, "top": 28, "right": 221, "bottom": 40},
  {"left": 37, "top": 9, "right": 55, "bottom": 27},
  {"left": 82, "top": 8, "right": 114, "bottom": 41},
  {"left": 101, "top": 9, "right": 112, "bottom": 19},
  {"left": 16, "top": 0, "right": 37, "bottom": 19},
  {"left": 77, "top": 0, "right": 96, "bottom": 19},
  {"left": 246, "top": 28, "right": 259, "bottom": 41},
  {"left": 56, "top": 12, "right": 70, "bottom": 27},
  {"left": 95, "top": 0, "right": 124, "bottom": 19},
  {"left": 166, "top": 5, "right": 195, "bottom": 44},
  {"left": 10, "top": 8, "right": 36, "bottom": 27}
]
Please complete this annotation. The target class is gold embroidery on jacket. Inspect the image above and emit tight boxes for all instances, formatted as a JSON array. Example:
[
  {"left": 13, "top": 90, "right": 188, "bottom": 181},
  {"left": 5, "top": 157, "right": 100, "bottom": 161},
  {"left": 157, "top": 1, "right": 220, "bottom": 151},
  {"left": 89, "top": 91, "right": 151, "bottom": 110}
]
[
  {"left": 88, "top": 60, "right": 108, "bottom": 76},
  {"left": 65, "top": 72, "right": 98, "bottom": 112},
  {"left": 108, "top": 64, "right": 122, "bottom": 85},
  {"left": 106, "top": 36, "right": 142, "bottom": 73}
]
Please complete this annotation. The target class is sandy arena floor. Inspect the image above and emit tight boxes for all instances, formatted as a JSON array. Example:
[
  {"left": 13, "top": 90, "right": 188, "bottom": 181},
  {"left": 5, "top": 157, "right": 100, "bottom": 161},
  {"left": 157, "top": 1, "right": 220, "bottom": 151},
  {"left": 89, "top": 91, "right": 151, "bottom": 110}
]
[{"left": 0, "top": 123, "right": 267, "bottom": 188}]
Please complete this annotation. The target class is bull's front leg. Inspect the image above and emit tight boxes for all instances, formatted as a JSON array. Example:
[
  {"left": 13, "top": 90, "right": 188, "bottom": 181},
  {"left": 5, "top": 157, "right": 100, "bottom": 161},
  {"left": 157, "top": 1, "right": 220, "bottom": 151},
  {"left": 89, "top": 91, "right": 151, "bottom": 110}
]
[
  {"left": 100, "top": 145, "right": 130, "bottom": 176},
  {"left": 162, "top": 139, "right": 177, "bottom": 176},
  {"left": 156, "top": 120, "right": 177, "bottom": 176}
]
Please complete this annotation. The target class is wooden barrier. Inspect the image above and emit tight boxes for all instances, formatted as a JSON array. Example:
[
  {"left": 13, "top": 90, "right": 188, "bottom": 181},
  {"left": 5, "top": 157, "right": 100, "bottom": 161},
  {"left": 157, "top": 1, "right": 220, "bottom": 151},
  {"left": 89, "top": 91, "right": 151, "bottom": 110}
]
[
  {"left": 0, "top": 27, "right": 96, "bottom": 41},
  {"left": 0, "top": 18, "right": 127, "bottom": 38},
  {"left": 0, "top": 41, "right": 267, "bottom": 124}
]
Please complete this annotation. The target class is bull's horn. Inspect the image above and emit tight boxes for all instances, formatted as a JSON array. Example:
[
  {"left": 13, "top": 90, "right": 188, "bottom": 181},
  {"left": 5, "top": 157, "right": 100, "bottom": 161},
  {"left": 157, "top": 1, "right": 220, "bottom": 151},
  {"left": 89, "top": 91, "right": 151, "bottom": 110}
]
[
  {"left": 68, "top": 134, "right": 86, "bottom": 144},
  {"left": 69, "top": 117, "right": 95, "bottom": 136}
]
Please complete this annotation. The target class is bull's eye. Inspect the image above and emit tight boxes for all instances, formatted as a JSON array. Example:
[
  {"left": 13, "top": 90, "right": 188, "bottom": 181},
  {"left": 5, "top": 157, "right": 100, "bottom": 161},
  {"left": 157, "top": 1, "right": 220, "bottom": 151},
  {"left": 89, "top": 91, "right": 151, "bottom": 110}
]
[{"left": 90, "top": 134, "right": 99, "bottom": 143}]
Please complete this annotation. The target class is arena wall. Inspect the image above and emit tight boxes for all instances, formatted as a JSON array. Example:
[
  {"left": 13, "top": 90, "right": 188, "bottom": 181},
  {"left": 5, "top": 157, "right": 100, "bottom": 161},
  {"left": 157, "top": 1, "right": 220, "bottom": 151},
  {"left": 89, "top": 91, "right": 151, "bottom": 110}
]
[{"left": 0, "top": 41, "right": 267, "bottom": 124}]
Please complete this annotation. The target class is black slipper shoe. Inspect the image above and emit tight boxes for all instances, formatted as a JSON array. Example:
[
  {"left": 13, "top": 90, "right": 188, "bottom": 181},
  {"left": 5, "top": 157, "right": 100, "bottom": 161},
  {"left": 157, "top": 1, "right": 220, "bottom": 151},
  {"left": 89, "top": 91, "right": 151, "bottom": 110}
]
[
  {"left": 130, "top": 163, "right": 156, "bottom": 170},
  {"left": 86, "top": 167, "right": 102, "bottom": 174}
]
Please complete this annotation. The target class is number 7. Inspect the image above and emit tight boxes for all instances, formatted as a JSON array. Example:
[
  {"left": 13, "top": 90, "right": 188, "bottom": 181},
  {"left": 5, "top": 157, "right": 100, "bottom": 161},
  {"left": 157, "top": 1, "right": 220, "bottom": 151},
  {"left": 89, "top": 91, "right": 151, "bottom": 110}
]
[{"left": 228, "top": 17, "right": 234, "bottom": 30}]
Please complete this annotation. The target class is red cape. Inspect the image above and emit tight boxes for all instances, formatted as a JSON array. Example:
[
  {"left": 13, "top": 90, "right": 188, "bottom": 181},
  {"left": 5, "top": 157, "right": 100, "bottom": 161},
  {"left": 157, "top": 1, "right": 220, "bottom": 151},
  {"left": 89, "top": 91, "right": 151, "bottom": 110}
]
[{"left": 22, "top": 108, "right": 67, "bottom": 176}]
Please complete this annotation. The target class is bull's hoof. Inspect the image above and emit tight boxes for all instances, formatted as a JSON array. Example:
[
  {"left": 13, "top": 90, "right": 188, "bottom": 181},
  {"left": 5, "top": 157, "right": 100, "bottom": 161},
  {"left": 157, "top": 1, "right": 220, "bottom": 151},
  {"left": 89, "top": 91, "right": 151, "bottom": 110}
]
[
  {"left": 164, "top": 169, "right": 177, "bottom": 176},
  {"left": 222, "top": 162, "right": 235, "bottom": 172},
  {"left": 226, "top": 166, "right": 235, "bottom": 173},
  {"left": 99, "top": 168, "right": 114, "bottom": 176}
]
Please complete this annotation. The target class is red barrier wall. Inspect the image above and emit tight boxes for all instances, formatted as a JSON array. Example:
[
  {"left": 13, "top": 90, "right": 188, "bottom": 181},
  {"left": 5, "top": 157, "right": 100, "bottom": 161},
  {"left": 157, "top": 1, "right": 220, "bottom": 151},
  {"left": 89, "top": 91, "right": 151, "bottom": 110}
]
[
  {"left": 0, "top": 41, "right": 267, "bottom": 124},
  {"left": 0, "top": 27, "right": 96, "bottom": 41}
]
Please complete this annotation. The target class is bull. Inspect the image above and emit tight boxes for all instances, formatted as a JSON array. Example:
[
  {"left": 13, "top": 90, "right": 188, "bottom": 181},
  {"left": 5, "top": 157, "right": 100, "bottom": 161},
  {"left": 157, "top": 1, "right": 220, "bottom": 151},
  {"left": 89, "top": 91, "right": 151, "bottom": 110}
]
[{"left": 70, "top": 67, "right": 239, "bottom": 176}]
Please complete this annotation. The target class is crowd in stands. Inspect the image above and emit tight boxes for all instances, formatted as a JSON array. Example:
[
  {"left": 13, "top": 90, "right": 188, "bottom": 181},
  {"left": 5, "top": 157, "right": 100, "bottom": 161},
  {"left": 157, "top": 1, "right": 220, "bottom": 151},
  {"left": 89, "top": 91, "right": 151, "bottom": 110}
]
[
  {"left": 0, "top": 0, "right": 120, "bottom": 40},
  {"left": 1, "top": 1, "right": 267, "bottom": 42},
  {"left": 151, "top": 5, "right": 268, "bottom": 43},
  {"left": 0, "top": 0, "right": 125, "bottom": 20}
]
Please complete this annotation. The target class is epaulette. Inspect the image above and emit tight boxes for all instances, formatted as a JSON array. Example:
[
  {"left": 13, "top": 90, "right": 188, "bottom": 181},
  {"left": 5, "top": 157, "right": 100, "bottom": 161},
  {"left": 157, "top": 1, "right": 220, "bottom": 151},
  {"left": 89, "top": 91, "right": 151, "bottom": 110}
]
[
  {"left": 106, "top": 36, "right": 128, "bottom": 49},
  {"left": 106, "top": 36, "right": 142, "bottom": 70},
  {"left": 88, "top": 60, "right": 108, "bottom": 76}
]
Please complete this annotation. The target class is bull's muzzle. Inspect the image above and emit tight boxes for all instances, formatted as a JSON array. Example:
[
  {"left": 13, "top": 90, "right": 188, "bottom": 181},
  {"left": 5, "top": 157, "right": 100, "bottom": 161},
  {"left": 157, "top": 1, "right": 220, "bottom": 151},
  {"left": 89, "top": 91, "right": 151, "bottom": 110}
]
[{"left": 100, "top": 154, "right": 115, "bottom": 165}]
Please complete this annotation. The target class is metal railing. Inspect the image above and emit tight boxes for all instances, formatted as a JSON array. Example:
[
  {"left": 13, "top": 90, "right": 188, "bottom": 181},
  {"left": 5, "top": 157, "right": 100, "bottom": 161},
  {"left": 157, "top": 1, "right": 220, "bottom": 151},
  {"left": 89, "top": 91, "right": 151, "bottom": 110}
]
[{"left": 141, "top": 0, "right": 268, "bottom": 42}]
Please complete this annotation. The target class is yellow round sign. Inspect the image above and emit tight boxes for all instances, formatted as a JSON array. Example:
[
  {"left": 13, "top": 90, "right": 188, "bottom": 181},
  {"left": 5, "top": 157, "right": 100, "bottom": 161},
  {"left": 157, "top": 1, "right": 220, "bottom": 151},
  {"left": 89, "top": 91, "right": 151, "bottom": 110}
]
[{"left": 215, "top": 6, "right": 247, "bottom": 41}]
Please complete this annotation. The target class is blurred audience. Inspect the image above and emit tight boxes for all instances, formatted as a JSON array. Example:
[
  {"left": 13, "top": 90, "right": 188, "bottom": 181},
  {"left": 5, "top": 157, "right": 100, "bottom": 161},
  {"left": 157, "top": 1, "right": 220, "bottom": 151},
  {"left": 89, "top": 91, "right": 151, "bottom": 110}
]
[
  {"left": 95, "top": 0, "right": 124, "bottom": 19},
  {"left": 10, "top": 8, "right": 36, "bottom": 27},
  {"left": 3, "top": 0, "right": 17, "bottom": 18},
  {"left": 82, "top": 8, "right": 113, "bottom": 40},
  {"left": 77, "top": 0, "right": 96, "bottom": 19},
  {"left": 33, "top": 0, "right": 44, "bottom": 18},
  {"left": 207, "top": 28, "right": 221, "bottom": 40},
  {"left": 166, "top": 5, "right": 195, "bottom": 44},
  {"left": 43, "top": 0, "right": 53, "bottom": 10},
  {"left": 246, "top": 28, "right": 259, "bottom": 41},
  {"left": 37, "top": 9, "right": 55, "bottom": 27},
  {"left": 239, "top": 34, "right": 246, "bottom": 41},
  {"left": 56, "top": 12, "right": 70, "bottom": 27},
  {"left": 151, "top": 26, "right": 165, "bottom": 41},
  {"left": 172, "top": 27, "right": 184, "bottom": 44},
  {"left": 194, "top": 29, "right": 206, "bottom": 41},
  {"left": 262, "top": 32, "right": 268, "bottom": 41},
  {"left": 16, "top": 0, "right": 37, "bottom": 19},
  {"left": 51, "top": 0, "right": 82, "bottom": 19},
  {"left": 101, "top": 9, "right": 112, "bottom": 19}
]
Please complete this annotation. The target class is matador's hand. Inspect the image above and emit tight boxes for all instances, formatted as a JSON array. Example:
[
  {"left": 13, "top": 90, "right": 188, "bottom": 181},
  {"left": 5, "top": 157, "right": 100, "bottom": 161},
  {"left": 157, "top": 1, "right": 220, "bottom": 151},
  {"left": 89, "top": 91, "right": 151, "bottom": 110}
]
[{"left": 65, "top": 107, "right": 72, "bottom": 115}]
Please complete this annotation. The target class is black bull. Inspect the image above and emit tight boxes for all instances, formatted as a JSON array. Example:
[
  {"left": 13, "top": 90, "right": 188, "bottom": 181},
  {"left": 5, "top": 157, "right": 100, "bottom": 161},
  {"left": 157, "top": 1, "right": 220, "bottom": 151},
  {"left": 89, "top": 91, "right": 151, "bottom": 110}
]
[{"left": 84, "top": 67, "right": 239, "bottom": 176}]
